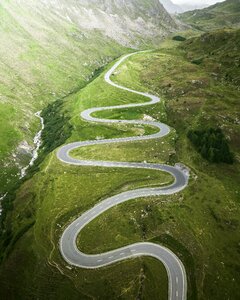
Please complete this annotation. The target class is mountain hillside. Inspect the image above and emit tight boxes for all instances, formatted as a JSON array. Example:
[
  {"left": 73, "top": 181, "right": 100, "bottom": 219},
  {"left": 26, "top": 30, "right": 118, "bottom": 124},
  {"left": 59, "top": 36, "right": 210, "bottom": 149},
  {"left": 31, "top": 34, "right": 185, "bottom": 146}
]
[
  {"left": 181, "top": 28, "right": 240, "bottom": 86},
  {"left": 179, "top": 0, "right": 240, "bottom": 31},
  {"left": 22, "top": 0, "right": 178, "bottom": 46},
  {"left": 0, "top": 0, "right": 178, "bottom": 195}
]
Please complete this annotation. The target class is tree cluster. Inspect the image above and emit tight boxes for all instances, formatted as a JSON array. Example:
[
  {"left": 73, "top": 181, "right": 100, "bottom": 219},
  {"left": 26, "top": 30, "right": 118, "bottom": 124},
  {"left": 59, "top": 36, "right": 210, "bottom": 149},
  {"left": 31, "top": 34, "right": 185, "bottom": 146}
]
[
  {"left": 41, "top": 99, "right": 73, "bottom": 154},
  {"left": 188, "top": 128, "right": 233, "bottom": 164}
]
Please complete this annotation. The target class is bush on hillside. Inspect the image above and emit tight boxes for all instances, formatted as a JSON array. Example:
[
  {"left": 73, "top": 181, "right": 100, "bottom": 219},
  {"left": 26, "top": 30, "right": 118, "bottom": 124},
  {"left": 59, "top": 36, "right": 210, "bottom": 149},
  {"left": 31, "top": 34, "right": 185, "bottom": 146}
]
[
  {"left": 191, "top": 57, "right": 204, "bottom": 65},
  {"left": 172, "top": 35, "right": 186, "bottom": 42}
]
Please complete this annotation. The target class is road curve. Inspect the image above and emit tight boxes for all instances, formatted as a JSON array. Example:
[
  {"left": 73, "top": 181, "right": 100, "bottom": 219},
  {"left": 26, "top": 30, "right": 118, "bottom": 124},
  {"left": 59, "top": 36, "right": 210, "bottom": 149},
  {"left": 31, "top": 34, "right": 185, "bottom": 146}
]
[{"left": 58, "top": 52, "right": 189, "bottom": 300}]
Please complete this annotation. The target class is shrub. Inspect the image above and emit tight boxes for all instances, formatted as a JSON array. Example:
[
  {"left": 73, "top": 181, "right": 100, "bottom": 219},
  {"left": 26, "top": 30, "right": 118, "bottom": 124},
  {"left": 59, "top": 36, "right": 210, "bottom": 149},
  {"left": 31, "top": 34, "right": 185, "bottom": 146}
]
[
  {"left": 172, "top": 35, "right": 186, "bottom": 42},
  {"left": 191, "top": 57, "right": 204, "bottom": 65}
]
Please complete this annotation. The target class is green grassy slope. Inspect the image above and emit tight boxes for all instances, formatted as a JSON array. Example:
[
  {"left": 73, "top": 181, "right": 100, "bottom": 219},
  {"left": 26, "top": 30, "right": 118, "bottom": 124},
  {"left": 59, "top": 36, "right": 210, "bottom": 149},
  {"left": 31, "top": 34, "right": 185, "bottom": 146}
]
[
  {"left": 0, "top": 2, "right": 128, "bottom": 194},
  {"left": 178, "top": 0, "right": 240, "bottom": 31}
]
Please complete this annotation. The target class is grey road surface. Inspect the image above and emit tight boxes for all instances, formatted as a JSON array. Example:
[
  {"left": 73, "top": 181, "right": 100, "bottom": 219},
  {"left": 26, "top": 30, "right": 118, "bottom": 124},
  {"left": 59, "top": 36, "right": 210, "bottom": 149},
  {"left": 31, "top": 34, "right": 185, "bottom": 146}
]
[{"left": 57, "top": 52, "right": 189, "bottom": 300}]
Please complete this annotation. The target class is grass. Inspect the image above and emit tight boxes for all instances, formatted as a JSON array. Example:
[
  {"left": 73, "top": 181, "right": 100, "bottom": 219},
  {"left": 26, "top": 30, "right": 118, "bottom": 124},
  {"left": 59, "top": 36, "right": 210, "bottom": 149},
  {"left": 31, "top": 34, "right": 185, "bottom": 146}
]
[
  {"left": 71, "top": 134, "right": 176, "bottom": 165},
  {"left": 0, "top": 31, "right": 240, "bottom": 300}
]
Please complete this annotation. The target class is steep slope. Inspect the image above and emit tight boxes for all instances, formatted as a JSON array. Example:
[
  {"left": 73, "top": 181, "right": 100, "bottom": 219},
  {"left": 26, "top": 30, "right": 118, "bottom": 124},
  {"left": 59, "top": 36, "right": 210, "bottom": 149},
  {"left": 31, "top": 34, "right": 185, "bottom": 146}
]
[
  {"left": 179, "top": 0, "right": 240, "bottom": 31},
  {"left": 0, "top": 0, "right": 178, "bottom": 195},
  {"left": 11, "top": 0, "right": 178, "bottom": 47}
]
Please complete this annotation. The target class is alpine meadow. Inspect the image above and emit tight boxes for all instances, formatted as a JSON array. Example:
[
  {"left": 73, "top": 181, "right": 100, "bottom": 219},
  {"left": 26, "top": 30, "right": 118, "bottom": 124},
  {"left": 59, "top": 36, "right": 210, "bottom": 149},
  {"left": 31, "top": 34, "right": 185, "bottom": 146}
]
[{"left": 0, "top": 1, "right": 239, "bottom": 300}]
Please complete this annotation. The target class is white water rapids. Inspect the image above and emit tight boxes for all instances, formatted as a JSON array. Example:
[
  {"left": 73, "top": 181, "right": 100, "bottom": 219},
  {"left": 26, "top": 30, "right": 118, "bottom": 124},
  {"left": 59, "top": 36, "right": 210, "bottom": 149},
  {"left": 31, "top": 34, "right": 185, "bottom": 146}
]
[{"left": 20, "top": 111, "right": 44, "bottom": 179}]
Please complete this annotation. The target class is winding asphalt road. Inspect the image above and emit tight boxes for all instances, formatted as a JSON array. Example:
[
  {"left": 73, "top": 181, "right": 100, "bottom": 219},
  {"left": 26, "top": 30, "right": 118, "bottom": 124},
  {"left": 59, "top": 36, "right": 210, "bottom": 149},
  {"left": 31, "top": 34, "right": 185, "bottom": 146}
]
[{"left": 57, "top": 52, "right": 189, "bottom": 300}]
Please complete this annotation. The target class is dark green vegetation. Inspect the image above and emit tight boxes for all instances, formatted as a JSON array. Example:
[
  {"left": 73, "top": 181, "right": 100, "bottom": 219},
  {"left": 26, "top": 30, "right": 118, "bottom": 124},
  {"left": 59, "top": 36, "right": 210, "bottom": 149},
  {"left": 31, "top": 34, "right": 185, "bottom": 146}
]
[
  {"left": 188, "top": 128, "right": 234, "bottom": 163},
  {"left": 172, "top": 35, "right": 186, "bottom": 41},
  {"left": 178, "top": 0, "right": 240, "bottom": 31},
  {"left": 41, "top": 100, "right": 72, "bottom": 155}
]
